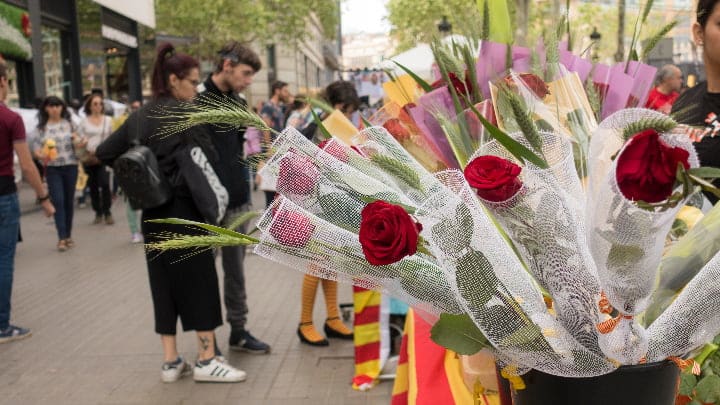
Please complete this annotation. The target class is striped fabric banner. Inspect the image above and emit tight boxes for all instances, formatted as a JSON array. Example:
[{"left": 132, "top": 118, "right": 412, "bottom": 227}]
[
  {"left": 391, "top": 309, "right": 501, "bottom": 405},
  {"left": 352, "top": 286, "right": 390, "bottom": 391}
]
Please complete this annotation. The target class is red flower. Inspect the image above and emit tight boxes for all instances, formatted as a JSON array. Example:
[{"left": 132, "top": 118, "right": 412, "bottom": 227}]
[
  {"left": 269, "top": 210, "right": 315, "bottom": 248},
  {"left": 464, "top": 155, "right": 523, "bottom": 202},
  {"left": 431, "top": 72, "right": 473, "bottom": 96},
  {"left": 616, "top": 129, "right": 690, "bottom": 203},
  {"left": 504, "top": 73, "right": 550, "bottom": 99},
  {"left": 383, "top": 118, "right": 411, "bottom": 142},
  {"left": 318, "top": 139, "right": 361, "bottom": 162},
  {"left": 359, "top": 201, "right": 422, "bottom": 266},
  {"left": 276, "top": 153, "right": 319, "bottom": 195}
]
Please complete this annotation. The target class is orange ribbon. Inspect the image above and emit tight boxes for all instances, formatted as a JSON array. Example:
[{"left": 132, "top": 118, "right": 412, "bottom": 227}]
[
  {"left": 596, "top": 314, "right": 633, "bottom": 334},
  {"left": 668, "top": 357, "right": 701, "bottom": 375},
  {"left": 598, "top": 292, "right": 613, "bottom": 315}
]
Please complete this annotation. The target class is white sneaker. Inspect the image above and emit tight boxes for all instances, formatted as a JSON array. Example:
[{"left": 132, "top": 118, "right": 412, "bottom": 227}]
[
  {"left": 161, "top": 357, "right": 191, "bottom": 383},
  {"left": 131, "top": 233, "right": 143, "bottom": 244},
  {"left": 193, "top": 357, "right": 247, "bottom": 383}
]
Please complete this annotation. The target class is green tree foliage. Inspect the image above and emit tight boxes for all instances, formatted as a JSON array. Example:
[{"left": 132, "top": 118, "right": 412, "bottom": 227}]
[
  {"left": 386, "top": 0, "right": 482, "bottom": 53},
  {"left": 155, "top": 0, "right": 339, "bottom": 59}
]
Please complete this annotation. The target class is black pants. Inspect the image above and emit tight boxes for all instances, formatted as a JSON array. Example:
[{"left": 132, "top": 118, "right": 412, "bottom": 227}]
[
  {"left": 142, "top": 196, "right": 222, "bottom": 334},
  {"left": 85, "top": 164, "right": 112, "bottom": 216}
]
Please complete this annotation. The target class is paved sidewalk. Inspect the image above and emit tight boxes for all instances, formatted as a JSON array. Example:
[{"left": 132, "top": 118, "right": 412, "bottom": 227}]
[{"left": 0, "top": 184, "right": 393, "bottom": 404}]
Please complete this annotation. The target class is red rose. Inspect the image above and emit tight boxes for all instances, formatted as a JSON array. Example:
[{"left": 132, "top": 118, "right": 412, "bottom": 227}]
[
  {"left": 276, "top": 153, "right": 319, "bottom": 195},
  {"left": 431, "top": 72, "right": 473, "bottom": 96},
  {"left": 318, "top": 139, "right": 361, "bottom": 162},
  {"left": 503, "top": 73, "right": 550, "bottom": 99},
  {"left": 464, "top": 155, "right": 523, "bottom": 202},
  {"left": 269, "top": 210, "right": 315, "bottom": 248},
  {"left": 383, "top": 118, "right": 412, "bottom": 142},
  {"left": 616, "top": 129, "right": 690, "bottom": 203},
  {"left": 359, "top": 201, "right": 422, "bottom": 266}
]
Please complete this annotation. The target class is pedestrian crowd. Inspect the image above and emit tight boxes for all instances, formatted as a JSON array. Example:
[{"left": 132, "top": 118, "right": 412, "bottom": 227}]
[{"left": 0, "top": 40, "right": 364, "bottom": 386}]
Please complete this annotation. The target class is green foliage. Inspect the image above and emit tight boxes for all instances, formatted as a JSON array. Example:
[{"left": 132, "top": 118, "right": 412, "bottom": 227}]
[
  {"left": 155, "top": 0, "right": 339, "bottom": 59},
  {"left": 430, "top": 313, "right": 490, "bottom": 355},
  {"left": 386, "top": 0, "right": 481, "bottom": 52}
]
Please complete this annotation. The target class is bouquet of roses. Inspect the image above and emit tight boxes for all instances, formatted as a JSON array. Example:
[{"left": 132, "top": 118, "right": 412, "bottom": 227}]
[{"left": 149, "top": 85, "right": 720, "bottom": 382}]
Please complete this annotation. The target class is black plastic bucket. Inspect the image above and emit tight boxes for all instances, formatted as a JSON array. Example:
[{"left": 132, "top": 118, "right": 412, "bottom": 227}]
[{"left": 511, "top": 360, "right": 680, "bottom": 405}]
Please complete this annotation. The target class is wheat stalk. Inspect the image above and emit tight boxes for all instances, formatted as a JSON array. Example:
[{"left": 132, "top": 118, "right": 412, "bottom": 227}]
[
  {"left": 641, "top": 20, "right": 678, "bottom": 60},
  {"left": 153, "top": 93, "right": 273, "bottom": 139},
  {"left": 622, "top": 116, "right": 677, "bottom": 141},
  {"left": 146, "top": 231, "right": 253, "bottom": 252},
  {"left": 370, "top": 154, "right": 423, "bottom": 191},
  {"left": 505, "top": 89, "right": 544, "bottom": 157}
]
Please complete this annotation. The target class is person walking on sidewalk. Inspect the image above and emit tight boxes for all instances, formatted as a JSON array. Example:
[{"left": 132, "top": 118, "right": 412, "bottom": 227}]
[
  {"left": 78, "top": 93, "right": 114, "bottom": 225},
  {"left": 97, "top": 43, "right": 245, "bottom": 383},
  {"left": 0, "top": 61, "right": 55, "bottom": 343},
  {"left": 31, "top": 96, "right": 79, "bottom": 252},
  {"left": 197, "top": 41, "right": 271, "bottom": 354}
]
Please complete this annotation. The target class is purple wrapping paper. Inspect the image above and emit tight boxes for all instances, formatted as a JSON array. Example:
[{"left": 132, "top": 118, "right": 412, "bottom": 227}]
[
  {"left": 407, "top": 104, "right": 459, "bottom": 169},
  {"left": 625, "top": 61, "right": 657, "bottom": 108},
  {"left": 602, "top": 64, "right": 634, "bottom": 119},
  {"left": 476, "top": 41, "right": 535, "bottom": 100},
  {"left": 560, "top": 50, "right": 594, "bottom": 83}
]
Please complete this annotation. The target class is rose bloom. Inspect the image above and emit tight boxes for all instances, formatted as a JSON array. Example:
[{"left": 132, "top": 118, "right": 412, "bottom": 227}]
[
  {"left": 269, "top": 210, "right": 316, "bottom": 248},
  {"left": 318, "top": 139, "right": 361, "bottom": 163},
  {"left": 359, "top": 201, "right": 422, "bottom": 266},
  {"left": 276, "top": 153, "right": 319, "bottom": 195},
  {"left": 616, "top": 129, "right": 690, "bottom": 203},
  {"left": 383, "top": 118, "right": 412, "bottom": 142},
  {"left": 431, "top": 71, "right": 474, "bottom": 96},
  {"left": 464, "top": 155, "right": 523, "bottom": 202},
  {"left": 503, "top": 73, "right": 550, "bottom": 99}
]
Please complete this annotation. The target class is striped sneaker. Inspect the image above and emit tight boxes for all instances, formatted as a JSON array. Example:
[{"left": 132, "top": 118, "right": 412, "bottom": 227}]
[
  {"left": 160, "top": 356, "right": 191, "bottom": 383},
  {"left": 193, "top": 357, "right": 246, "bottom": 383}
]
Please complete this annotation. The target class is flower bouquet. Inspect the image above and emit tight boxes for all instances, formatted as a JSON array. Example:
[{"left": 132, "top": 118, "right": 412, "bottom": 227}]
[{"left": 148, "top": 11, "right": 720, "bottom": 405}]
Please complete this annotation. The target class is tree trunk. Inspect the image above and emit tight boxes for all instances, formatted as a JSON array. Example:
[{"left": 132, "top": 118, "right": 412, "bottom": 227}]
[
  {"left": 515, "top": 0, "right": 531, "bottom": 46},
  {"left": 616, "top": 0, "right": 626, "bottom": 62}
]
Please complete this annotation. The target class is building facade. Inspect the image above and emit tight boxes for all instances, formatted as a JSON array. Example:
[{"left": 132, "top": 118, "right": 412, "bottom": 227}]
[{"left": 0, "top": 0, "right": 154, "bottom": 107}]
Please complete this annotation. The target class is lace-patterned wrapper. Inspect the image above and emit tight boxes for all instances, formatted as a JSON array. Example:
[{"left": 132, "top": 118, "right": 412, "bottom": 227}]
[
  {"left": 585, "top": 110, "right": 698, "bottom": 364},
  {"left": 253, "top": 196, "right": 463, "bottom": 317},
  {"left": 646, "top": 250, "right": 720, "bottom": 362},
  {"left": 586, "top": 117, "right": 699, "bottom": 316},
  {"left": 473, "top": 132, "right": 602, "bottom": 355},
  {"left": 416, "top": 170, "right": 615, "bottom": 377}
]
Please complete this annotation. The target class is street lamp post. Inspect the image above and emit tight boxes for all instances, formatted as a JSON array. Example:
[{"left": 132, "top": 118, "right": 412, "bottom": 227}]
[
  {"left": 438, "top": 16, "right": 452, "bottom": 36},
  {"left": 590, "top": 27, "right": 602, "bottom": 62}
]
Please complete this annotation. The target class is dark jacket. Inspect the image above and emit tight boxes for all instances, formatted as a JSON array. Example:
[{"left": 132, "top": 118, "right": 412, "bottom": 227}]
[
  {"left": 197, "top": 75, "right": 250, "bottom": 209},
  {"left": 96, "top": 97, "right": 216, "bottom": 201}
]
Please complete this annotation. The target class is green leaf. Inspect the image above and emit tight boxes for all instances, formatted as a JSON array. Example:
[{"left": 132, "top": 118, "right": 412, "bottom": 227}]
[
  {"left": 695, "top": 374, "right": 720, "bottom": 403},
  {"left": 430, "top": 313, "right": 490, "bottom": 355},
  {"left": 607, "top": 244, "right": 645, "bottom": 269},
  {"left": 226, "top": 211, "right": 260, "bottom": 232},
  {"left": 680, "top": 372, "right": 698, "bottom": 396},
  {"left": 311, "top": 109, "right": 332, "bottom": 140},
  {"left": 392, "top": 60, "right": 433, "bottom": 92},
  {"left": 359, "top": 195, "right": 417, "bottom": 214},
  {"left": 147, "top": 218, "right": 259, "bottom": 243},
  {"left": 361, "top": 115, "right": 372, "bottom": 128},
  {"left": 465, "top": 101, "right": 549, "bottom": 169},
  {"left": 306, "top": 96, "right": 334, "bottom": 114},
  {"left": 689, "top": 167, "right": 720, "bottom": 179},
  {"left": 318, "top": 192, "right": 361, "bottom": 230}
]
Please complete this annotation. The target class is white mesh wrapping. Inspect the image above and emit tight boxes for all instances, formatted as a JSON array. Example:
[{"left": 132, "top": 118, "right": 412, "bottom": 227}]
[
  {"left": 473, "top": 132, "right": 602, "bottom": 355},
  {"left": 246, "top": 120, "right": 719, "bottom": 377},
  {"left": 253, "top": 196, "right": 463, "bottom": 317},
  {"left": 646, "top": 250, "right": 720, "bottom": 362},
  {"left": 352, "top": 126, "right": 447, "bottom": 206},
  {"left": 586, "top": 131, "right": 698, "bottom": 316},
  {"left": 416, "top": 170, "right": 615, "bottom": 377}
]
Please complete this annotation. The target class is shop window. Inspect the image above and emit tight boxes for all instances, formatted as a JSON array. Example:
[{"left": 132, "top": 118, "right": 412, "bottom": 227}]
[{"left": 42, "top": 26, "right": 64, "bottom": 98}]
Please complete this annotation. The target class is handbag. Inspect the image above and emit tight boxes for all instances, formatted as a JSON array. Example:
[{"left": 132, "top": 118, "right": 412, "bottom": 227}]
[{"left": 112, "top": 115, "right": 172, "bottom": 210}]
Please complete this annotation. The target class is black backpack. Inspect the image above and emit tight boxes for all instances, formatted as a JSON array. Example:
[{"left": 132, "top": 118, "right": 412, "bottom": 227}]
[{"left": 113, "top": 114, "right": 172, "bottom": 210}]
